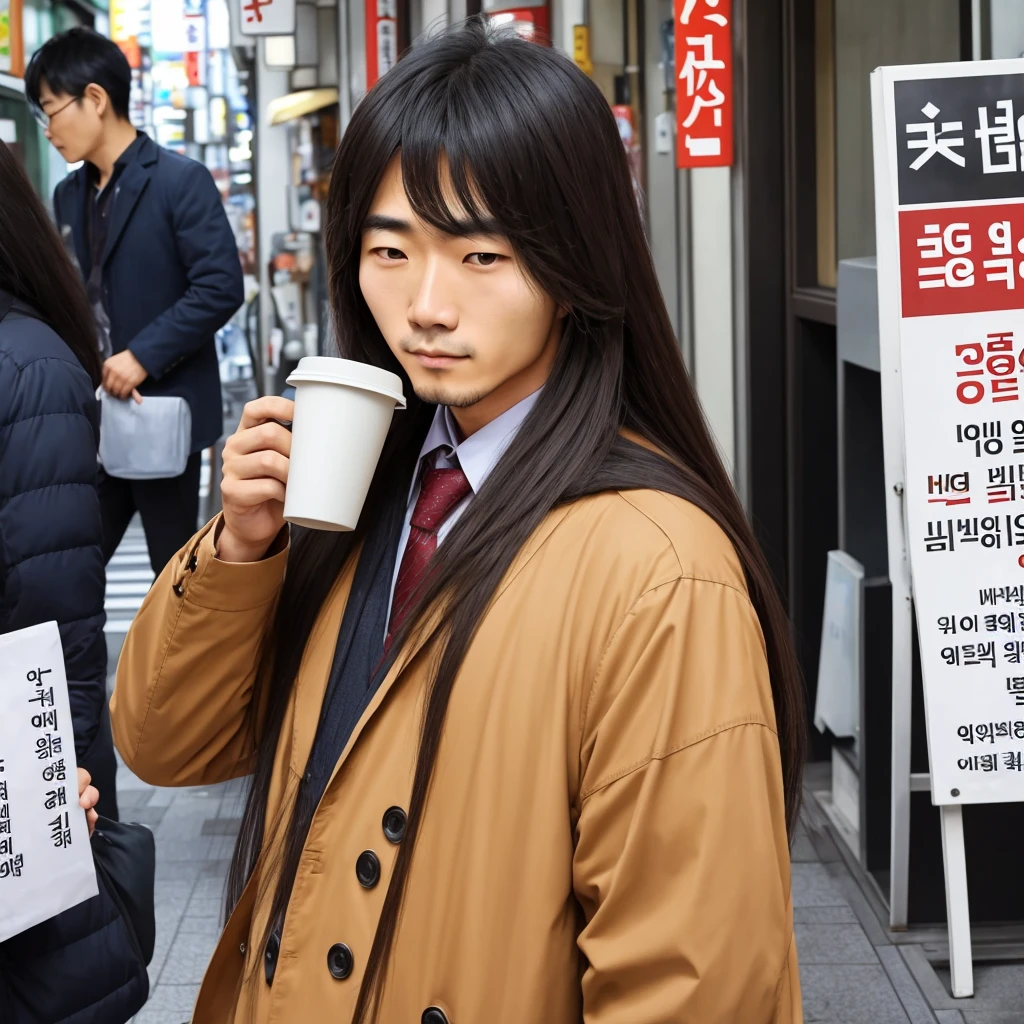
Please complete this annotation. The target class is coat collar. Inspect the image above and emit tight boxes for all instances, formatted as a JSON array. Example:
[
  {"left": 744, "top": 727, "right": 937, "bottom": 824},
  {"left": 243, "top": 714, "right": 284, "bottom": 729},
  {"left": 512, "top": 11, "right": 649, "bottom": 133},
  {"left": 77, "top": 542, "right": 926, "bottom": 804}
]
[
  {"left": 306, "top": 504, "right": 575, "bottom": 804},
  {"left": 99, "top": 136, "right": 157, "bottom": 267},
  {"left": 69, "top": 133, "right": 159, "bottom": 269}
]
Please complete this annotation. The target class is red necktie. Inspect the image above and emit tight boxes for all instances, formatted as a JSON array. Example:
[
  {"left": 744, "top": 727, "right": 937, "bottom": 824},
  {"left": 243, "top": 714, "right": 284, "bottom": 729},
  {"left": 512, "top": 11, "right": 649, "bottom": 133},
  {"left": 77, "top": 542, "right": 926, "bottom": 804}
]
[{"left": 386, "top": 457, "right": 472, "bottom": 650}]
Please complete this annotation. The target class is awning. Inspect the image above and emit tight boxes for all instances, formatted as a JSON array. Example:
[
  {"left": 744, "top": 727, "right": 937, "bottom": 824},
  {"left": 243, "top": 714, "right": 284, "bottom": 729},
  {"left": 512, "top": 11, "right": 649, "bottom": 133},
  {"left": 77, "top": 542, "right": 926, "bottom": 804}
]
[{"left": 267, "top": 88, "right": 339, "bottom": 127}]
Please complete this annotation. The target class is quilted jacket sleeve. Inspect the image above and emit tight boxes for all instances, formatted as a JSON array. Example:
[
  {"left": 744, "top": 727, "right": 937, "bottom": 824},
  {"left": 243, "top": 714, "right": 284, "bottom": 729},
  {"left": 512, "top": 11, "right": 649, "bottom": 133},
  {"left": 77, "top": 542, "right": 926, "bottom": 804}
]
[{"left": 0, "top": 313, "right": 107, "bottom": 758}]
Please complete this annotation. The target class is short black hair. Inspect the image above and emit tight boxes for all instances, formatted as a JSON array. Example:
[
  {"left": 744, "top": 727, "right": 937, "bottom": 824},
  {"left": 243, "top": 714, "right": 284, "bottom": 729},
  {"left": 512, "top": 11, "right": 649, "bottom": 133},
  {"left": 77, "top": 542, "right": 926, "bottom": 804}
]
[{"left": 24, "top": 27, "right": 131, "bottom": 121}]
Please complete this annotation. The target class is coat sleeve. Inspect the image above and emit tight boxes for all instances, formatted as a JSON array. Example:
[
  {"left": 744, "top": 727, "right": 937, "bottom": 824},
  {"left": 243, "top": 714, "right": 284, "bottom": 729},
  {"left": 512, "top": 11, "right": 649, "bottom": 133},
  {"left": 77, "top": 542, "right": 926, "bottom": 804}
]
[
  {"left": 0, "top": 347, "right": 106, "bottom": 759},
  {"left": 125, "top": 161, "right": 244, "bottom": 381},
  {"left": 109, "top": 514, "right": 287, "bottom": 787},
  {"left": 573, "top": 576, "right": 801, "bottom": 1024}
]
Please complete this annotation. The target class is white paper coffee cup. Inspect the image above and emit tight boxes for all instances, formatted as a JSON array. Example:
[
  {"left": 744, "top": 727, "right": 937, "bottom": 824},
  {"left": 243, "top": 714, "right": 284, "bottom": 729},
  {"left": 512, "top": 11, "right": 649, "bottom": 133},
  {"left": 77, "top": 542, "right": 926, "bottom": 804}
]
[{"left": 284, "top": 356, "right": 406, "bottom": 531}]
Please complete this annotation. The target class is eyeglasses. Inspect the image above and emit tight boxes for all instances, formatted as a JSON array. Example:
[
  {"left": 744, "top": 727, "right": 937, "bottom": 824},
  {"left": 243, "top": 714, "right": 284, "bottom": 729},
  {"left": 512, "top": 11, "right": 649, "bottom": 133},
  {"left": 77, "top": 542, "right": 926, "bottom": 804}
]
[{"left": 34, "top": 97, "right": 78, "bottom": 130}]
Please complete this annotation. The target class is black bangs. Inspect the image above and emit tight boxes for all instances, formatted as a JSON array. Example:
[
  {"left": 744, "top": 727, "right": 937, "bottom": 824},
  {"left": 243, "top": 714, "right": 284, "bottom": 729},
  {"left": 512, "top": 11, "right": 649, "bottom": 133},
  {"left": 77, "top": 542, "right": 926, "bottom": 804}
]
[
  {"left": 396, "top": 48, "right": 546, "bottom": 243},
  {"left": 398, "top": 99, "right": 496, "bottom": 239}
]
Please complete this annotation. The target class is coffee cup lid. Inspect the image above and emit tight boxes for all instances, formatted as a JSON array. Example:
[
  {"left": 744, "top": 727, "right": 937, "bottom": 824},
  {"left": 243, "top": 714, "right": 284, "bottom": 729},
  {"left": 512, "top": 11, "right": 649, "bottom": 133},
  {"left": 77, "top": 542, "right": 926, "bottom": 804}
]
[{"left": 286, "top": 357, "right": 406, "bottom": 408}]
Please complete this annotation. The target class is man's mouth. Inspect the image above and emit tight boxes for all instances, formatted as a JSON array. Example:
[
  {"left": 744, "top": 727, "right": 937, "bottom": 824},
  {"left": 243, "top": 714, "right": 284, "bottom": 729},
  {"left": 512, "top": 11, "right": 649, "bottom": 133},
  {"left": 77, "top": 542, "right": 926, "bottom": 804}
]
[{"left": 410, "top": 350, "right": 468, "bottom": 369}]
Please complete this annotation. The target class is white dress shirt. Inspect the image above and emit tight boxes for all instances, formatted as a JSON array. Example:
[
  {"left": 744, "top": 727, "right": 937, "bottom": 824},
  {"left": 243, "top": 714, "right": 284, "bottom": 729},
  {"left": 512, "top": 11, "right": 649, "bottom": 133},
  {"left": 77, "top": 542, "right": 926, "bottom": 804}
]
[{"left": 386, "top": 388, "right": 541, "bottom": 634}]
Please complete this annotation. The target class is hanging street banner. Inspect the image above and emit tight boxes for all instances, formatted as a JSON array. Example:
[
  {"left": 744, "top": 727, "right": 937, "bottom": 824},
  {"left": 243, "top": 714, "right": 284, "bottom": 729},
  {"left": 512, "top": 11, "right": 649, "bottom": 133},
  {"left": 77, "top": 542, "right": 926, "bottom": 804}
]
[
  {"left": 673, "top": 0, "right": 732, "bottom": 168},
  {"left": 873, "top": 59, "right": 1024, "bottom": 806},
  {"left": 366, "top": 0, "right": 398, "bottom": 89},
  {"left": 239, "top": 0, "right": 295, "bottom": 37},
  {"left": 0, "top": 622, "right": 97, "bottom": 943}
]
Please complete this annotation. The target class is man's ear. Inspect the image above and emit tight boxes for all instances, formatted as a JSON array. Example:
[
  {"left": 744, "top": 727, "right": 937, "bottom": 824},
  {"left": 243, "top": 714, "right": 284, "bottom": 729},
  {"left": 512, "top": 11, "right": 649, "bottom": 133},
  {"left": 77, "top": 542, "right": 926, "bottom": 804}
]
[{"left": 83, "top": 83, "right": 109, "bottom": 118}]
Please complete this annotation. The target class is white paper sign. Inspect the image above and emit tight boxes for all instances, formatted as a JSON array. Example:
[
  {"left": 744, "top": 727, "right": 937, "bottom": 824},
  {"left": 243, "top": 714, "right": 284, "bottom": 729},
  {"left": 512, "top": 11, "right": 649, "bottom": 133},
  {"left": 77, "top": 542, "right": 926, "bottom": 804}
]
[
  {"left": 874, "top": 59, "right": 1024, "bottom": 805},
  {"left": 0, "top": 622, "right": 98, "bottom": 943},
  {"left": 238, "top": 0, "right": 296, "bottom": 37}
]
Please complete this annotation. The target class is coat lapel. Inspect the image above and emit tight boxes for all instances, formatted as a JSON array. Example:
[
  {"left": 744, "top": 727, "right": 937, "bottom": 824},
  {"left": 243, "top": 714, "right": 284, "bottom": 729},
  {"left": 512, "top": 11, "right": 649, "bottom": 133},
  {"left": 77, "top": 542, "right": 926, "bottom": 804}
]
[
  {"left": 68, "top": 169, "right": 89, "bottom": 275},
  {"left": 314, "top": 505, "right": 575, "bottom": 803},
  {"left": 101, "top": 159, "right": 152, "bottom": 267}
]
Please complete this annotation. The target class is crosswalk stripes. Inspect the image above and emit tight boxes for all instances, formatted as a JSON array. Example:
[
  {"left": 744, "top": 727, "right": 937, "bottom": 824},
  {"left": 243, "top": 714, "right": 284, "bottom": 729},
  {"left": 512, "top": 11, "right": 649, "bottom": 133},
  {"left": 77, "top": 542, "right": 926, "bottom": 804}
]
[
  {"left": 103, "top": 522, "right": 153, "bottom": 634},
  {"left": 102, "top": 452, "right": 213, "bottom": 635},
  {"left": 103, "top": 452, "right": 214, "bottom": 634}
]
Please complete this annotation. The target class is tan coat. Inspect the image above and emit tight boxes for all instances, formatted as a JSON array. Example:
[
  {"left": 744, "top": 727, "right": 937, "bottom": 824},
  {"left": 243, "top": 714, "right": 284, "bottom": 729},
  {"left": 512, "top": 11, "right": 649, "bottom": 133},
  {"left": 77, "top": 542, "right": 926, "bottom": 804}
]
[{"left": 111, "top": 489, "right": 803, "bottom": 1023}]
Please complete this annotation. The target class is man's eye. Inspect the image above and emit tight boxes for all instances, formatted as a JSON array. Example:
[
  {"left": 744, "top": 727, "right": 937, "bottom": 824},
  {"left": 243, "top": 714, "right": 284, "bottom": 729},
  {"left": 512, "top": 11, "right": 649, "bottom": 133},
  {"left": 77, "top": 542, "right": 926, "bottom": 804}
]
[
  {"left": 375, "top": 247, "right": 406, "bottom": 261},
  {"left": 465, "top": 253, "right": 504, "bottom": 267}
]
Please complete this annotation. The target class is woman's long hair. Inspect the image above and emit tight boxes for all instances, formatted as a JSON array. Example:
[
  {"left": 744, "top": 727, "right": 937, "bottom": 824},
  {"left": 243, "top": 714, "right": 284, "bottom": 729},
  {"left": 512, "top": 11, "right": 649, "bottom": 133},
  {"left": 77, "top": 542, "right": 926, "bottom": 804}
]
[
  {"left": 227, "top": 20, "right": 805, "bottom": 1021},
  {"left": 0, "top": 141, "right": 100, "bottom": 386}
]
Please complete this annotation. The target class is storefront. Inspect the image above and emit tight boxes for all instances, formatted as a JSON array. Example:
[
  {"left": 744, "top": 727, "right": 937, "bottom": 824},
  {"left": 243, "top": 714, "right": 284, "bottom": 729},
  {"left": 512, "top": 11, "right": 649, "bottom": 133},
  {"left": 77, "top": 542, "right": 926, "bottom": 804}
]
[{"left": 736, "top": 0, "right": 1024, "bottom": 937}]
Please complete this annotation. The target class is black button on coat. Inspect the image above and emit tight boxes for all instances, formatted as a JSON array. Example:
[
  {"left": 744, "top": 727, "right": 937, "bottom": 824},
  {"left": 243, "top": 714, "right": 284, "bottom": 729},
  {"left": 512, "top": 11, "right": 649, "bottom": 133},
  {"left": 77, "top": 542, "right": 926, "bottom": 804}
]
[
  {"left": 264, "top": 931, "right": 281, "bottom": 985},
  {"left": 327, "top": 942, "right": 354, "bottom": 980},
  {"left": 382, "top": 806, "right": 407, "bottom": 843},
  {"left": 356, "top": 850, "right": 381, "bottom": 888}
]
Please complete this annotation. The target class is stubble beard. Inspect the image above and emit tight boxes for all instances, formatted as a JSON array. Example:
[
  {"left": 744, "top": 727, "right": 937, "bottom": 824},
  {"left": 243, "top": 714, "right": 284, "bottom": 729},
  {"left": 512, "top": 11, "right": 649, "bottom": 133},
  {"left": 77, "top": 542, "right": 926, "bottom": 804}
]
[{"left": 413, "top": 383, "right": 491, "bottom": 409}]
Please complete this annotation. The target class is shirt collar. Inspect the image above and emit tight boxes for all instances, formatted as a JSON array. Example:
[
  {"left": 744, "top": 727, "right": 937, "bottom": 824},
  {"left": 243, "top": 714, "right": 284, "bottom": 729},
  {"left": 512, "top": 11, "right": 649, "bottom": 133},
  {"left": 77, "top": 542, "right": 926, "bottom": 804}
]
[
  {"left": 416, "top": 388, "right": 542, "bottom": 495},
  {"left": 87, "top": 132, "right": 145, "bottom": 188}
]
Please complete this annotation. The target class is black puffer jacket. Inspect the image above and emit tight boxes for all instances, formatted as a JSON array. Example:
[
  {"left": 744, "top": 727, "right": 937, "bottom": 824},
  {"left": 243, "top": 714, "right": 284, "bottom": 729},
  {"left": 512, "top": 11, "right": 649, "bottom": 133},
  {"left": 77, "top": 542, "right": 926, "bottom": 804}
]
[
  {"left": 0, "top": 292, "right": 106, "bottom": 760},
  {"left": 0, "top": 292, "right": 148, "bottom": 1023},
  {"left": 0, "top": 869, "right": 149, "bottom": 1023}
]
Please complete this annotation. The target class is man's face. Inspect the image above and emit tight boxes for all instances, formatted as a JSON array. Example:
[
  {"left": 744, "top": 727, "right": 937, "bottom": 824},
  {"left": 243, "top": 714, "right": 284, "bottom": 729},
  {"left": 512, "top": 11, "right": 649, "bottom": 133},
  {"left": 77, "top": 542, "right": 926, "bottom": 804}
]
[
  {"left": 38, "top": 80, "right": 104, "bottom": 164},
  {"left": 359, "top": 158, "right": 564, "bottom": 434}
]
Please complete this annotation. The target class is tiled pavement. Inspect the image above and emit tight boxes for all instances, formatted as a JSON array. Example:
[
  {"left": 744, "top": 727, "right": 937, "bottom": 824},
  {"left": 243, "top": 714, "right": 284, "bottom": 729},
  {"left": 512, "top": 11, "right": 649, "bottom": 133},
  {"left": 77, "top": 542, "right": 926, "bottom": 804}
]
[
  {"left": 120, "top": 761, "right": 243, "bottom": 1024},
  {"left": 115, "top": 749, "right": 1024, "bottom": 1023}
]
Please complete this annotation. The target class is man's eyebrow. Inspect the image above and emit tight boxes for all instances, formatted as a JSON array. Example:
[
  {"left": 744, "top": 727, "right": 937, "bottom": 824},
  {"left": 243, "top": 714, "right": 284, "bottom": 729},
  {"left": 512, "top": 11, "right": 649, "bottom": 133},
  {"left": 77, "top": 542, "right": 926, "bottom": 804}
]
[
  {"left": 362, "top": 213, "right": 504, "bottom": 238},
  {"left": 363, "top": 214, "right": 411, "bottom": 233}
]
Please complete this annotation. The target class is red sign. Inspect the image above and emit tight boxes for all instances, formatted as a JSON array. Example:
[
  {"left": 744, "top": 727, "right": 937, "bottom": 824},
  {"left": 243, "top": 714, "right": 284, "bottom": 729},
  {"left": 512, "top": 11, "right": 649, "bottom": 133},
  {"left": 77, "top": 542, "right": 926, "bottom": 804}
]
[
  {"left": 674, "top": 0, "right": 732, "bottom": 168},
  {"left": 116, "top": 37, "right": 141, "bottom": 71},
  {"left": 184, "top": 50, "right": 201, "bottom": 88},
  {"left": 899, "top": 202, "right": 1024, "bottom": 318},
  {"left": 485, "top": 6, "right": 550, "bottom": 43},
  {"left": 365, "top": 0, "right": 398, "bottom": 89}
]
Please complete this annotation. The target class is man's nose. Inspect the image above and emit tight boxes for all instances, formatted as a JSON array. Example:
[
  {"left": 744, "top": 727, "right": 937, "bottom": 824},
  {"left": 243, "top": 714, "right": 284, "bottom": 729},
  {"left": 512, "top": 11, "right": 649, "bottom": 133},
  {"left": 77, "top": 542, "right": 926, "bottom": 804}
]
[{"left": 408, "top": 263, "right": 458, "bottom": 332}]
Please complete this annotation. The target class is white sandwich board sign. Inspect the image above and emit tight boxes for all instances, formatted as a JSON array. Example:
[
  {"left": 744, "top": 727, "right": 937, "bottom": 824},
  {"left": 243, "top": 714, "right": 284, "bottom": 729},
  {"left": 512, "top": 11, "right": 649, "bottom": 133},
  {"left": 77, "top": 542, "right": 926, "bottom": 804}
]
[{"left": 872, "top": 56, "right": 1024, "bottom": 999}]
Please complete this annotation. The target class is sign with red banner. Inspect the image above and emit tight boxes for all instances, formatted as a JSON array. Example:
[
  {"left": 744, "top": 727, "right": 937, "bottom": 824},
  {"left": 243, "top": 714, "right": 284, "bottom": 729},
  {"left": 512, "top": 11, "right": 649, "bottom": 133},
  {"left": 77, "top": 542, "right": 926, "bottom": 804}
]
[
  {"left": 239, "top": 0, "right": 295, "bottom": 37},
  {"left": 366, "top": 0, "right": 398, "bottom": 89},
  {"left": 874, "top": 59, "right": 1024, "bottom": 808},
  {"left": 673, "top": 0, "right": 732, "bottom": 168}
]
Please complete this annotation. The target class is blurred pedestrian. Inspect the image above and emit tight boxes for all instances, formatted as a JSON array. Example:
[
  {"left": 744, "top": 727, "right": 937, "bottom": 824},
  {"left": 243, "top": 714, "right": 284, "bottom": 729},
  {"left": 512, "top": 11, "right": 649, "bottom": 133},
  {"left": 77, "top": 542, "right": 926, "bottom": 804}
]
[
  {"left": 112, "top": 22, "right": 804, "bottom": 1024},
  {"left": 0, "top": 140, "right": 118, "bottom": 821},
  {"left": 26, "top": 28, "right": 245, "bottom": 577},
  {"left": 1, "top": 141, "right": 150, "bottom": 1019}
]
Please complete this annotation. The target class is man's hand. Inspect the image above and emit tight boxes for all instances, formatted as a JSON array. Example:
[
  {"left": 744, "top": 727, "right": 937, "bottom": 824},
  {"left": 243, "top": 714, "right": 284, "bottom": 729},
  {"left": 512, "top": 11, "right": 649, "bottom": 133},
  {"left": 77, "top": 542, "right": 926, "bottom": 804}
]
[
  {"left": 218, "top": 396, "right": 294, "bottom": 563},
  {"left": 103, "top": 350, "right": 148, "bottom": 399},
  {"left": 77, "top": 767, "right": 99, "bottom": 836}
]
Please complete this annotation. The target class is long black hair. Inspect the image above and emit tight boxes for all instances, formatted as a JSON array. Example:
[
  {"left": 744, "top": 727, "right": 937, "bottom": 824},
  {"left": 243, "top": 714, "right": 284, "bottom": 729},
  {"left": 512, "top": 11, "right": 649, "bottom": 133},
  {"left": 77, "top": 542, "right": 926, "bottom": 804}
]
[
  {"left": 0, "top": 141, "right": 101, "bottom": 386},
  {"left": 227, "top": 20, "right": 805, "bottom": 1021}
]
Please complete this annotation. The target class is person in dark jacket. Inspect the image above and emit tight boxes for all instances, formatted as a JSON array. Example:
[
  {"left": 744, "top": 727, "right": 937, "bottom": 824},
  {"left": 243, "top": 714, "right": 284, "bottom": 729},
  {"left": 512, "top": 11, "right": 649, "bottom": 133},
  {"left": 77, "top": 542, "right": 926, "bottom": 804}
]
[
  {"left": 0, "top": 142, "right": 148, "bottom": 1024},
  {"left": 0, "top": 144, "right": 116, "bottom": 819},
  {"left": 26, "top": 28, "right": 245, "bottom": 576}
]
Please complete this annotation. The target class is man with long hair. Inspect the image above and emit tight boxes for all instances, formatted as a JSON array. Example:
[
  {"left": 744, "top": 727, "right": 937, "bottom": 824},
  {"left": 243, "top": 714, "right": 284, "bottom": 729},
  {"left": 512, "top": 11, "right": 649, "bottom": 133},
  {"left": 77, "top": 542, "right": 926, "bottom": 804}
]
[{"left": 112, "top": 22, "right": 805, "bottom": 1023}]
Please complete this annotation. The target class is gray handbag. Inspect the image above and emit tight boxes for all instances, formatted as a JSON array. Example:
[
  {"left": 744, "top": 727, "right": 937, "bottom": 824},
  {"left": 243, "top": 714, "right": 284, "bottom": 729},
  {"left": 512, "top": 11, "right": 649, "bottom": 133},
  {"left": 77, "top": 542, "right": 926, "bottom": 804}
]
[{"left": 98, "top": 391, "right": 192, "bottom": 480}]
